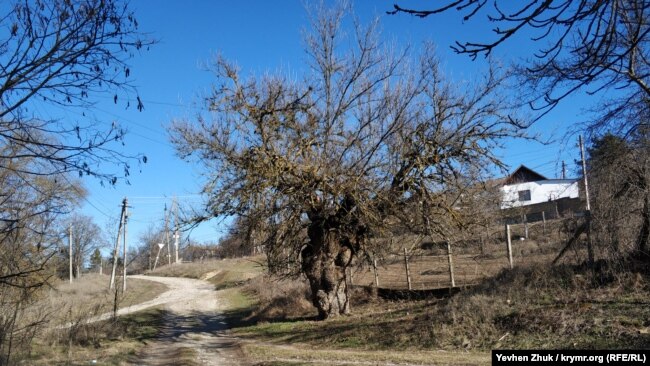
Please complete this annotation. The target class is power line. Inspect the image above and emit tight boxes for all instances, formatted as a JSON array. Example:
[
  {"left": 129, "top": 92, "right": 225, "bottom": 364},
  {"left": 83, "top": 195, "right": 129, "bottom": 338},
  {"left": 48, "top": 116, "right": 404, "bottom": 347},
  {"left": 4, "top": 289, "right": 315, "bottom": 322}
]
[
  {"left": 61, "top": 175, "right": 116, "bottom": 220},
  {"left": 130, "top": 194, "right": 202, "bottom": 200}
]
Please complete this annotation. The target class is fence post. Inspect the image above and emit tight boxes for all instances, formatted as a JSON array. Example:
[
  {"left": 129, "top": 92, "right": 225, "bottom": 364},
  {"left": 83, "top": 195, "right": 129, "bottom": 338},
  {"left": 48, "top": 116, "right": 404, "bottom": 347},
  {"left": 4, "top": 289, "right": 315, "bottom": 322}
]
[
  {"left": 372, "top": 257, "right": 379, "bottom": 288},
  {"left": 446, "top": 240, "right": 456, "bottom": 288},
  {"left": 403, "top": 248, "right": 412, "bottom": 290},
  {"left": 542, "top": 211, "right": 547, "bottom": 237},
  {"left": 523, "top": 214, "right": 529, "bottom": 239},
  {"left": 506, "top": 224, "right": 514, "bottom": 269}
]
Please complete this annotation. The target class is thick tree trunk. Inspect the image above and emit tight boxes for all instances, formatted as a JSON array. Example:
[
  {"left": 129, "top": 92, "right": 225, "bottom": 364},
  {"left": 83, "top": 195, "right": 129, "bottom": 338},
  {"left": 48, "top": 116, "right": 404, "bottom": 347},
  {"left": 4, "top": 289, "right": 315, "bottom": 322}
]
[{"left": 302, "top": 223, "right": 351, "bottom": 320}]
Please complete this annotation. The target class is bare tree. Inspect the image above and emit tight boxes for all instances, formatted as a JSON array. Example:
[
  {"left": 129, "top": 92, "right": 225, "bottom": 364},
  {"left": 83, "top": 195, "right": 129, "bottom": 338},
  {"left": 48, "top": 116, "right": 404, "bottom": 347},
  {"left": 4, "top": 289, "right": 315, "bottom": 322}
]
[
  {"left": 170, "top": 5, "right": 523, "bottom": 319},
  {"left": 0, "top": 1, "right": 151, "bottom": 361},
  {"left": 0, "top": 0, "right": 153, "bottom": 183},
  {"left": 389, "top": 1, "right": 650, "bottom": 137},
  {"left": 0, "top": 149, "right": 83, "bottom": 363},
  {"left": 59, "top": 214, "right": 106, "bottom": 278},
  {"left": 588, "top": 133, "right": 650, "bottom": 260},
  {"left": 138, "top": 223, "right": 165, "bottom": 271}
]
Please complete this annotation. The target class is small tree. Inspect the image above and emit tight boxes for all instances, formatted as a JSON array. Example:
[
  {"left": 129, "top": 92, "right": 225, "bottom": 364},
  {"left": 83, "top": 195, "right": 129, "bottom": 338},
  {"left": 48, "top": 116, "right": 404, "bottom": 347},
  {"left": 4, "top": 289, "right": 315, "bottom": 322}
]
[
  {"left": 171, "top": 5, "right": 523, "bottom": 319},
  {"left": 90, "top": 248, "right": 103, "bottom": 273},
  {"left": 60, "top": 214, "right": 106, "bottom": 278},
  {"left": 138, "top": 224, "right": 165, "bottom": 270}
]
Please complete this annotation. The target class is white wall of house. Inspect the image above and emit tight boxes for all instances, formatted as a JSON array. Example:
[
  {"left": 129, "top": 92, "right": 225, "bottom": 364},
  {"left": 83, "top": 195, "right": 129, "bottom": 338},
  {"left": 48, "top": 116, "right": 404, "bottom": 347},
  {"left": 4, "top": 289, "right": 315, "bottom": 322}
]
[{"left": 500, "top": 179, "right": 580, "bottom": 209}]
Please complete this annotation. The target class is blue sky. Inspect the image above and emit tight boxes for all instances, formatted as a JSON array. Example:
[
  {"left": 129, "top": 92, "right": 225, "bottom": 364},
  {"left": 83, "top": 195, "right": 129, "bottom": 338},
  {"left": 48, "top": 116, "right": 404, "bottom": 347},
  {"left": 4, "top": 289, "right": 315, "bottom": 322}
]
[{"left": 68, "top": 1, "right": 588, "bottom": 250}]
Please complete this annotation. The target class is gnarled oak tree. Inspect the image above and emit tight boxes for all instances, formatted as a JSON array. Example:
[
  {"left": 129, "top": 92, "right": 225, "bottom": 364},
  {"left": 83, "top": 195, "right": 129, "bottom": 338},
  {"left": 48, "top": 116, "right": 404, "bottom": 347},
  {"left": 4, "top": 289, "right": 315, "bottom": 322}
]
[{"left": 171, "top": 6, "right": 524, "bottom": 319}]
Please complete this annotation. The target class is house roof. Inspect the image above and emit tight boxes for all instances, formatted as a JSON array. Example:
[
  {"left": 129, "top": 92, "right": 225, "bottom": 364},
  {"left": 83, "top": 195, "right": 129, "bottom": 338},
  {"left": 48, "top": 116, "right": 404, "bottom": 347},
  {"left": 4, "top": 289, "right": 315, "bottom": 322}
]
[{"left": 502, "top": 165, "right": 548, "bottom": 185}]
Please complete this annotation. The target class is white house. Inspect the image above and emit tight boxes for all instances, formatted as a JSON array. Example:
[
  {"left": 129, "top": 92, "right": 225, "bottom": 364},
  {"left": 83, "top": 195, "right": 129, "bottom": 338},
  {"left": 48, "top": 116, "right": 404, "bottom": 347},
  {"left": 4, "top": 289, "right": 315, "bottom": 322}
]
[{"left": 500, "top": 165, "right": 580, "bottom": 210}]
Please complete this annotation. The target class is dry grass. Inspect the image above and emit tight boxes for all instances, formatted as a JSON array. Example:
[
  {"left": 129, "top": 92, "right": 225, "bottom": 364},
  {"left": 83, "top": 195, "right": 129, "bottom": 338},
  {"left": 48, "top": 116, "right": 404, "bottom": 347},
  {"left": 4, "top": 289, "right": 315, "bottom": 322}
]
[
  {"left": 242, "top": 343, "right": 490, "bottom": 365},
  {"left": 148, "top": 256, "right": 265, "bottom": 289},
  {"left": 26, "top": 307, "right": 168, "bottom": 365},
  {"left": 41, "top": 273, "right": 168, "bottom": 326},
  {"left": 11, "top": 274, "right": 169, "bottom": 364},
  {"left": 352, "top": 221, "right": 582, "bottom": 290},
  {"left": 242, "top": 275, "right": 316, "bottom": 321},
  {"left": 228, "top": 257, "right": 650, "bottom": 363}
]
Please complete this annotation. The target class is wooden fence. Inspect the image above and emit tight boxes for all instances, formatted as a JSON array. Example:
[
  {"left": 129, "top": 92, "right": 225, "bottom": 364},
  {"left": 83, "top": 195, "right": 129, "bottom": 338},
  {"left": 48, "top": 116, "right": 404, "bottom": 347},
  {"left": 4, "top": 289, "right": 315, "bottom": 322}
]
[{"left": 348, "top": 218, "right": 584, "bottom": 290}]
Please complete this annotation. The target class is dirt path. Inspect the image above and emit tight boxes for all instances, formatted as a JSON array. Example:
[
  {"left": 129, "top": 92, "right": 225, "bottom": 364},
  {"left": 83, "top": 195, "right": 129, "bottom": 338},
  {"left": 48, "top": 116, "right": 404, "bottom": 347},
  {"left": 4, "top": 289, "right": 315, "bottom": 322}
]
[{"left": 120, "top": 275, "right": 246, "bottom": 366}]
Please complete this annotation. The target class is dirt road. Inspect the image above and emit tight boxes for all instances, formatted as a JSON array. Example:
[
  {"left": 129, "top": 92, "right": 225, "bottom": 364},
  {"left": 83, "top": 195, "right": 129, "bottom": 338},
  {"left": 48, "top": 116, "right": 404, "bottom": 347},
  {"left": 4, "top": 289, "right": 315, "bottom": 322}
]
[{"left": 121, "top": 275, "right": 246, "bottom": 366}]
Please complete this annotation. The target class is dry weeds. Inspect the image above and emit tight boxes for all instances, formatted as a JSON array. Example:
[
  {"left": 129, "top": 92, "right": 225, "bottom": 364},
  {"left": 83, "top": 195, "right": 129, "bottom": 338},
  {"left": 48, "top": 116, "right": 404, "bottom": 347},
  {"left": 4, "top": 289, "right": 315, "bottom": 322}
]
[
  {"left": 243, "top": 275, "right": 316, "bottom": 321},
  {"left": 231, "top": 258, "right": 650, "bottom": 359},
  {"left": 148, "top": 256, "right": 264, "bottom": 282},
  {"left": 42, "top": 273, "right": 168, "bottom": 326}
]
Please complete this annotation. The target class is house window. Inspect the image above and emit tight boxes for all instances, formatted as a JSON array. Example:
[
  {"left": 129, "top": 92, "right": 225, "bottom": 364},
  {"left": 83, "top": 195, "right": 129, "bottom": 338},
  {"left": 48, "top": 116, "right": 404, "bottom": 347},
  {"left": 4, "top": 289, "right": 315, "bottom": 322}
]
[{"left": 518, "top": 189, "right": 531, "bottom": 202}]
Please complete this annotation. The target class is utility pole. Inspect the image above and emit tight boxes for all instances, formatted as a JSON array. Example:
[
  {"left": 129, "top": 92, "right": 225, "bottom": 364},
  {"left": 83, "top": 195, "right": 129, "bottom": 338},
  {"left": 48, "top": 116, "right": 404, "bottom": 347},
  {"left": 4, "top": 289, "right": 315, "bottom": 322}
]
[
  {"left": 579, "top": 135, "right": 594, "bottom": 266},
  {"left": 122, "top": 197, "right": 128, "bottom": 292},
  {"left": 153, "top": 243, "right": 164, "bottom": 270},
  {"left": 164, "top": 204, "right": 171, "bottom": 265},
  {"left": 562, "top": 160, "right": 567, "bottom": 180},
  {"left": 69, "top": 225, "right": 73, "bottom": 284},
  {"left": 174, "top": 230, "right": 180, "bottom": 264},
  {"left": 109, "top": 200, "right": 126, "bottom": 289},
  {"left": 173, "top": 197, "right": 180, "bottom": 264},
  {"left": 579, "top": 136, "right": 591, "bottom": 211}
]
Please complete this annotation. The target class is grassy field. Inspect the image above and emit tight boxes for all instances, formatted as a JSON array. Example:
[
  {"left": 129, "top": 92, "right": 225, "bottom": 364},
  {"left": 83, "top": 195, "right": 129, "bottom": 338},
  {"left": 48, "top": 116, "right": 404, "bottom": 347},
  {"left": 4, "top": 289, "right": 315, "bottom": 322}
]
[
  {"left": 27, "top": 307, "right": 168, "bottom": 365},
  {"left": 43, "top": 273, "right": 168, "bottom": 324},
  {"left": 215, "top": 255, "right": 650, "bottom": 365},
  {"left": 148, "top": 256, "right": 265, "bottom": 289},
  {"left": 22, "top": 248, "right": 648, "bottom": 365},
  {"left": 17, "top": 274, "right": 169, "bottom": 365}
]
